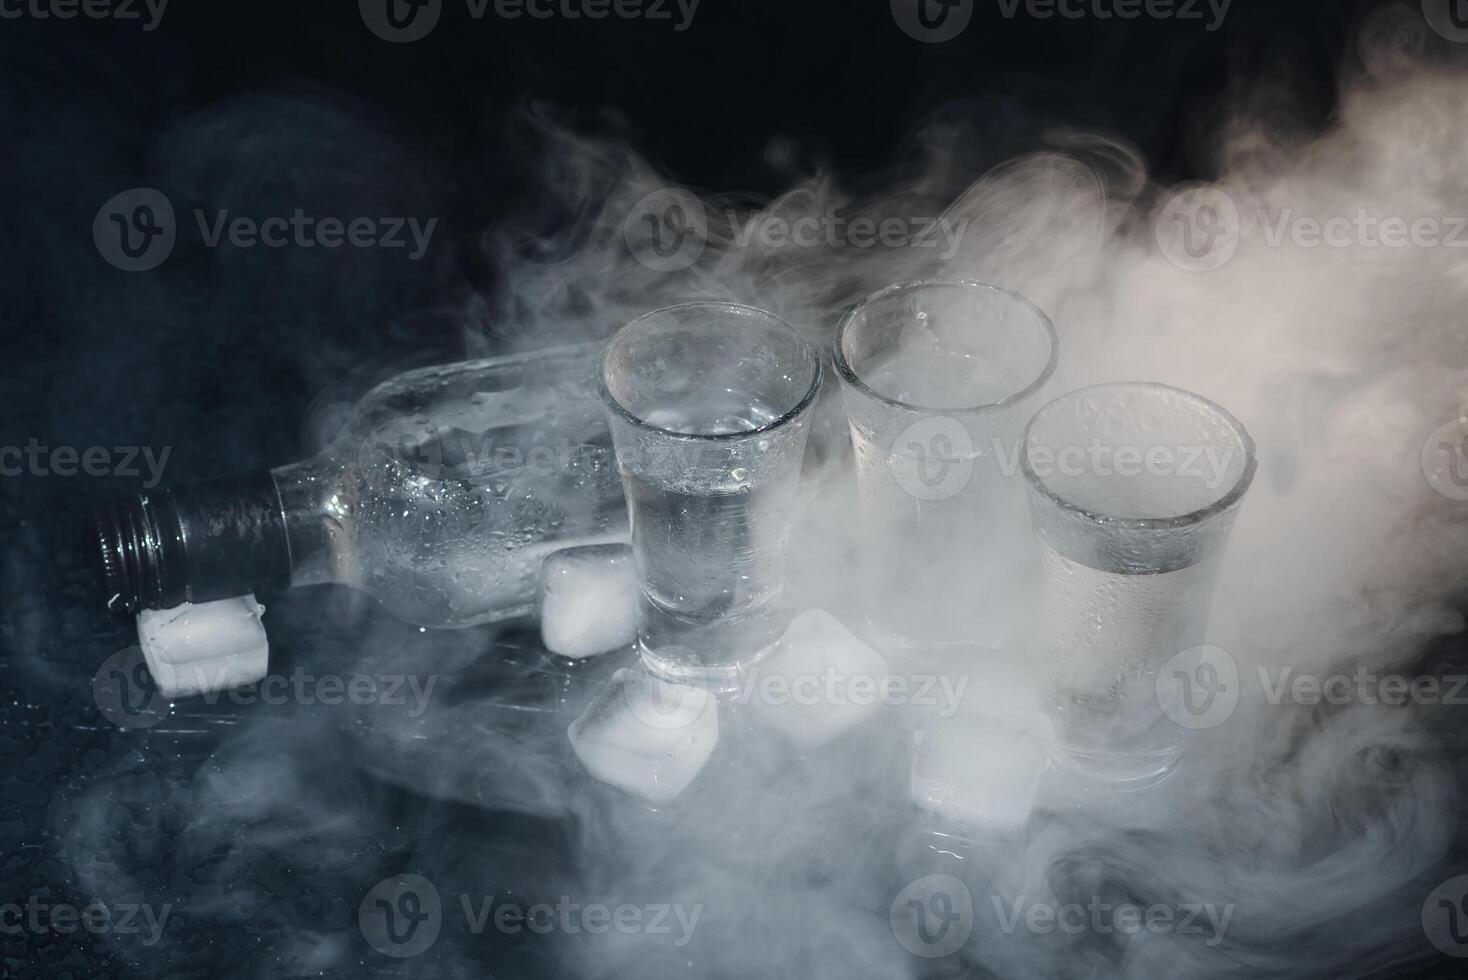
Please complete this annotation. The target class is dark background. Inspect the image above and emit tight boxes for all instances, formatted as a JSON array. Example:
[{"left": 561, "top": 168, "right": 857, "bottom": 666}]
[
  {"left": 0, "top": 0, "right": 1363, "bottom": 511},
  {"left": 0, "top": 1, "right": 1452, "bottom": 977}
]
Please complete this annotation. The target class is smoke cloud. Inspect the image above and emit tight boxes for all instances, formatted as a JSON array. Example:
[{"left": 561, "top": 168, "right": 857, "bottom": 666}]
[{"left": 57, "top": 13, "right": 1468, "bottom": 979}]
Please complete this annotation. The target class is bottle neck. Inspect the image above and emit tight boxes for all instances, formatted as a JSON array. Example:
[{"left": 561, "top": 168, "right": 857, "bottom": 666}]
[
  {"left": 91, "top": 471, "right": 294, "bottom": 615},
  {"left": 271, "top": 455, "right": 350, "bottom": 589}
]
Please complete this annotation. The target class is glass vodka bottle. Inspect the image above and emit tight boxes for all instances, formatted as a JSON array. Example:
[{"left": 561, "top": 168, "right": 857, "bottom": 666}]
[{"left": 90, "top": 343, "right": 628, "bottom": 628}]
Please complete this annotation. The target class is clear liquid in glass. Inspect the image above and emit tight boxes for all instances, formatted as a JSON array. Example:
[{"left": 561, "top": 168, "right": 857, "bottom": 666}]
[
  {"left": 1037, "top": 540, "right": 1218, "bottom": 785},
  {"left": 621, "top": 392, "right": 797, "bottom": 691}
]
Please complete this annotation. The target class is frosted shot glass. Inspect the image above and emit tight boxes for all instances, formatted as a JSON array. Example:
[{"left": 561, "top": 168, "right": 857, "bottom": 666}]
[
  {"left": 833, "top": 280, "right": 1058, "bottom": 659},
  {"left": 599, "top": 302, "right": 822, "bottom": 694},
  {"left": 1022, "top": 382, "right": 1256, "bottom": 788}
]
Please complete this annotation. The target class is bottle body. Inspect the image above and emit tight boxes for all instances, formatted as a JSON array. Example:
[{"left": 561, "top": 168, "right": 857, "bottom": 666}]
[{"left": 94, "top": 343, "right": 630, "bottom": 629}]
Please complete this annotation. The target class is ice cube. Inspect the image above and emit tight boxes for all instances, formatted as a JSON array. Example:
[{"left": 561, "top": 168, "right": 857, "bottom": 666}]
[
  {"left": 540, "top": 544, "right": 639, "bottom": 659},
  {"left": 747, "top": 608, "right": 891, "bottom": 749},
  {"left": 567, "top": 666, "right": 718, "bottom": 805},
  {"left": 136, "top": 595, "right": 269, "bottom": 698},
  {"left": 911, "top": 707, "right": 1053, "bottom": 829}
]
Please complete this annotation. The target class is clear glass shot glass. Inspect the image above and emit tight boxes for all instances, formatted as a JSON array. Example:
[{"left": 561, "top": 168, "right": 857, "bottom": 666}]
[
  {"left": 599, "top": 302, "right": 822, "bottom": 694},
  {"left": 1021, "top": 382, "right": 1256, "bottom": 789},
  {"left": 832, "top": 280, "right": 1058, "bottom": 661}
]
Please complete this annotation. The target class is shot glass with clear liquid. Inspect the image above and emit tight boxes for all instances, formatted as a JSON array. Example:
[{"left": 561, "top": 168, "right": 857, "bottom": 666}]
[
  {"left": 1021, "top": 382, "right": 1256, "bottom": 790},
  {"left": 832, "top": 280, "right": 1058, "bottom": 662},
  {"left": 599, "top": 302, "right": 822, "bottom": 694}
]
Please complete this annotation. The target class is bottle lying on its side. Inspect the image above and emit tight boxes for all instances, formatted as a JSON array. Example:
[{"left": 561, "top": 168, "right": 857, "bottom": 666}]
[{"left": 90, "top": 343, "right": 629, "bottom": 629}]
